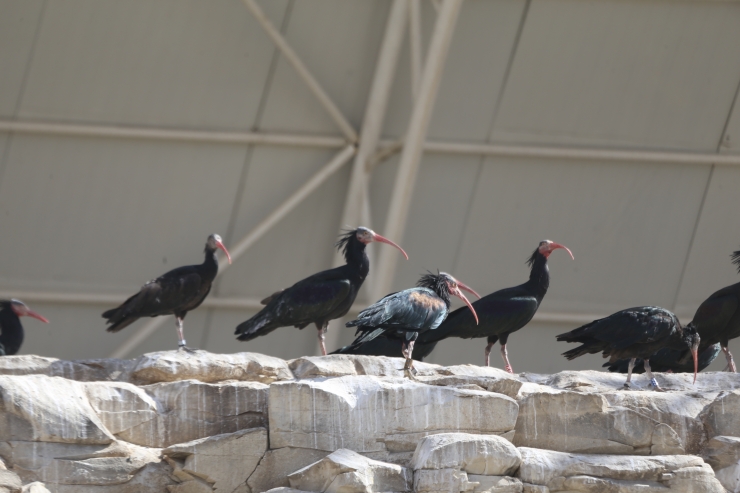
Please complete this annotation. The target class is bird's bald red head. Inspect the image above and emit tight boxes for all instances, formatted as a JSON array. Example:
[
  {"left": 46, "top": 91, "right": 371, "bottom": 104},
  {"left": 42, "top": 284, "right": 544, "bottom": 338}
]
[
  {"left": 207, "top": 234, "right": 232, "bottom": 264},
  {"left": 440, "top": 273, "right": 480, "bottom": 325},
  {"left": 355, "top": 227, "right": 408, "bottom": 260},
  {"left": 538, "top": 240, "right": 574, "bottom": 260}
]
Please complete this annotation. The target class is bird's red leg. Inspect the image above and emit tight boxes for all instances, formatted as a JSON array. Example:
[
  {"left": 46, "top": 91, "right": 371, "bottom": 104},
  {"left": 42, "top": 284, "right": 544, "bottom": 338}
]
[
  {"left": 484, "top": 342, "right": 494, "bottom": 367},
  {"left": 316, "top": 322, "right": 328, "bottom": 356},
  {"left": 403, "top": 340, "right": 417, "bottom": 379},
  {"left": 723, "top": 346, "right": 737, "bottom": 373},
  {"left": 500, "top": 344, "right": 514, "bottom": 374},
  {"left": 401, "top": 342, "right": 408, "bottom": 359},
  {"left": 176, "top": 317, "right": 196, "bottom": 352},
  {"left": 623, "top": 358, "right": 636, "bottom": 389}
]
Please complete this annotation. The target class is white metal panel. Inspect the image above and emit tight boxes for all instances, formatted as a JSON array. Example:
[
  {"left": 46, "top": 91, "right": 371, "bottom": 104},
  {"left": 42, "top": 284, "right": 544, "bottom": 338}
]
[
  {"left": 258, "top": 0, "right": 391, "bottom": 135},
  {"left": 453, "top": 157, "right": 710, "bottom": 315},
  {"left": 0, "top": 134, "right": 246, "bottom": 292},
  {"left": 493, "top": 0, "right": 740, "bottom": 151},
  {"left": 216, "top": 146, "right": 350, "bottom": 299},
  {"left": 382, "top": 0, "right": 527, "bottom": 141},
  {"left": 673, "top": 166, "right": 740, "bottom": 317},
  {"left": 0, "top": 0, "right": 44, "bottom": 117},
  {"left": 18, "top": 0, "right": 290, "bottom": 128}
]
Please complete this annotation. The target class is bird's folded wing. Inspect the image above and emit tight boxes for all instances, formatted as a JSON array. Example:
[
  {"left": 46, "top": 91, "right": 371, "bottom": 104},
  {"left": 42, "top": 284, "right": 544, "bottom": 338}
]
[
  {"left": 272, "top": 279, "right": 351, "bottom": 319},
  {"left": 135, "top": 273, "right": 204, "bottom": 314}
]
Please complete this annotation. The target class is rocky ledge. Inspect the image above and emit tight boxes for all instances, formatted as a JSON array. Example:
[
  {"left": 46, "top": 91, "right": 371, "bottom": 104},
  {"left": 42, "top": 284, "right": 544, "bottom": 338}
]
[{"left": 0, "top": 351, "right": 739, "bottom": 492}]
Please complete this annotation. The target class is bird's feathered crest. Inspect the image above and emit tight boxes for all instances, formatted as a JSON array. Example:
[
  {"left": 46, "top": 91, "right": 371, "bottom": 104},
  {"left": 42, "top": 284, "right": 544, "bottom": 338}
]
[
  {"left": 526, "top": 246, "right": 540, "bottom": 268},
  {"left": 732, "top": 248, "right": 740, "bottom": 273},
  {"left": 417, "top": 271, "right": 451, "bottom": 301},
  {"left": 335, "top": 229, "right": 357, "bottom": 258}
]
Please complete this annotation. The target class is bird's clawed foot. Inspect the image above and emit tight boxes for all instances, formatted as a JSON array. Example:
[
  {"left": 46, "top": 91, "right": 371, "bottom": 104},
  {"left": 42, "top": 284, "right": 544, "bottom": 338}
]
[
  {"left": 504, "top": 364, "right": 514, "bottom": 374},
  {"left": 649, "top": 378, "right": 665, "bottom": 392},
  {"left": 403, "top": 358, "right": 418, "bottom": 380},
  {"left": 622, "top": 382, "right": 631, "bottom": 390},
  {"left": 178, "top": 344, "right": 198, "bottom": 354}
]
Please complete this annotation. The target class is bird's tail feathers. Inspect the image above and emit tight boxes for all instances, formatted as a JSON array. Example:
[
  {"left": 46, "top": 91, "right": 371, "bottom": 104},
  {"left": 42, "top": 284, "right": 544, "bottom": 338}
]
[
  {"left": 235, "top": 312, "right": 278, "bottom": 341},
  {"left": 561, "top": 344, "right": 598, "bottom": 360}
]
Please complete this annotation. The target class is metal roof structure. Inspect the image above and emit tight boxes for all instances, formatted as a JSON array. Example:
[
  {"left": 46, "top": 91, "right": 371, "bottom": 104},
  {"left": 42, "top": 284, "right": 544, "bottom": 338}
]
[{"left": 1, "top": 0, "right": 739, "bottom": 373}]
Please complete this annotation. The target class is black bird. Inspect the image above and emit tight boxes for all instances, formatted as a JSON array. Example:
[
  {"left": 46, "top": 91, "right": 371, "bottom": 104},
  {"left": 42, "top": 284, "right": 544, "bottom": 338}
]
[
  {"left": 0, "top": 300, "right": 49, "bottom": 356},
  {"left": 605, "top": 343, "right": 721, "bottom": 374},
  {"left": 344, "top": 271, "right": 479, "bottom": 376},
  {"left": 234, "top": 227, "right": 408, "bottom": 355},
  {"left": 557, "top": 306, "right": 700, "bottom": 390},
  {"left": 332, "top": 329, "right": 440, "bottom": 361},
  {"left": 415, "top": 240, "right": 573, "bottom": 373},
  {"left": 685, "top": 248, "right": 740, "bottom": 372},
  {"left": 103, "top": 234, "right": 231, "bottom": 351}
]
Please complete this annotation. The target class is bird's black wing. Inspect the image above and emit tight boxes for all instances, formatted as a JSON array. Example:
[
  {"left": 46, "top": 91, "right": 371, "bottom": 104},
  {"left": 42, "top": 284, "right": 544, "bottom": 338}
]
[
  {"left": 557, "top": 306, "right": 678, "bottom": 360},
  {"left": 235, "top": 278, "right": 351, "bottom": 339},
  {"left": 691, "top": 289, "right": 738, "bottom": 336},
  {"left": 103, "top": 270, "right": 204, "bottom": 332},
  {"left": 429, "top": 292, "right": 538, "bottom": 342},
  {"left": 346, "top": 288, "right": 448, "bottom": 333}
]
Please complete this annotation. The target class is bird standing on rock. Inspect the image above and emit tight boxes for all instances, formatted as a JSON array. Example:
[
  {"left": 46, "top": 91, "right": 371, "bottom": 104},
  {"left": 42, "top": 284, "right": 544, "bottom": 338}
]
[
  {"left": 234, "top": 227, "right": 408, "bottom": 356},
  {"left": 0, "top": 300, "right": 49, "bottom": 356},
  {"left": 417, "top": 240, "right": 573, "bottom": 373},
  {"left": 344, "top": 271, "right": 480, "bottom": 377},
  {"left": 684, "top": 248, "right": 740, "bottom": 372},
  {"left": 103, "top": 234, "right": 231, "bottom": 352},
  {"left": 605, "top": 342, "right": 720, "bottom": 374},
  {"left": 557, "top": 306, "right": 700, "bottom": 390}
]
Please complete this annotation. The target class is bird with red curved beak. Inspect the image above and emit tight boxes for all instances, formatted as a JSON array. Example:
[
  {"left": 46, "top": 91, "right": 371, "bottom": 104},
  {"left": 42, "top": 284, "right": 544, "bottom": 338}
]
[
  {"left": 418, "top": 239, "right": 573, "bottom": 373},
  {"left": 345, "top": 271, "right": 480, "bottom": 378},
  {"left": 558, "top": 306, "right": 699, "bottom": 390},
  {"left": 234, "top": 227, "right": 408, "bottom": 355},
  {"left": 1, "top": 299, "right": 49, "bottom": 356},
  {"left": 103, "top": 234, "right": 231, "bottom": 352}
]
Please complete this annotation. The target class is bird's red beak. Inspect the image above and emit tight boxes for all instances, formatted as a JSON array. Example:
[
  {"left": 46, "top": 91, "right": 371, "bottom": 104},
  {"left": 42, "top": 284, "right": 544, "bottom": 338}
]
[
  {"left": 27, "top": 309, "right": 49, "bottom": 324},
  {"left": 692, "top": 348, "right": 698, "bottom": 384},
  {"left": 456, "top": 280, "right": 481, "bottom": 300},
  {"left": 549, "top": 242, "right": 574, "bottom": 260},
  {"left": 371, "top": 233, "right": 409, "bottom": 260},
  {"left": 216, "top": 241, "right": 232, "bottom": 264},
  {"left": 451, "top": 283, "right": 479, "bottom": 325}
]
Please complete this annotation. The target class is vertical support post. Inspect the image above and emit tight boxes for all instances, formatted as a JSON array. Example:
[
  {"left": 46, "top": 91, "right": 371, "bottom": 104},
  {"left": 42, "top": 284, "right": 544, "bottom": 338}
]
[
  {"left": 409, "top": 0, "right": 423, "bottom": 99},
  {"left": 320, "top": 0, "right": 409, "bottom": 355},
  {"left": 373, "top": 0, "right": 463, "bottom": 301}
]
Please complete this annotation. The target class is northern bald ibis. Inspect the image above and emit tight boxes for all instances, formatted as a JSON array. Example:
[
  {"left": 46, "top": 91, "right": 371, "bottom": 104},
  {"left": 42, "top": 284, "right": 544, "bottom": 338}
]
[
  {"left": 234, "top": 227, "right": 407, "bottom": 355},
  {"left": 605, "top": 342, "right": 720, "bottom": 374},
  {"left": 344, "top": 271, "right": 479, "bottom": 377},
  {"left": 331, "top": 329, "right": 439, "bottom": 361},
  {"left": 103, "top": 234, "right": 231, "bottom": 351},
  {"left": 0, "top": 300, "right": 49, "bottom": 355},
  {"left": 685, "top": 248, "right": 740, "bottom": 372},
  {"left": 557, "top": 306, "right": 700, "bottom": 390},
  {"left": 414, "top": 240, "right": 573, "bottom": 373}
]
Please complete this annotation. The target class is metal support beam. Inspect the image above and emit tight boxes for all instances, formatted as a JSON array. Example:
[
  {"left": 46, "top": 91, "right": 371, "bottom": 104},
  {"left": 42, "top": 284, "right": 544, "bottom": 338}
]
[
  {"left": 0, "top": 120, "right": 345, "bottom": 149},
  {"left": 242, "top": 0, "right": 359, "bottom": 143},
  {"left": 409, "top": 0, "right": 423, "bottom": 99},
  {"left": 321, "top": 0, "right": 409, "bottom": 355},
  {"left": 109, "top": 145, "right": 356, "bottom": 358},
  {"left": 373, "top": 0, "right": 463, "bottom": 300}
]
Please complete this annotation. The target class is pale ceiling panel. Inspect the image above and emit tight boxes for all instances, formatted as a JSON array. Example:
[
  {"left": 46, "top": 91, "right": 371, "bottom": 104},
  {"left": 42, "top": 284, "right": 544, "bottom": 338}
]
[
  {"left": 493, "top": 0, "right": 740, "bottom": 151},
  {"left": 454, "top": 157, "right": 710, "bottom": 315},
  {"left": 387, "top": 154, "right": 482, "bottom": 293},
  {"left": 259, "top": 0, "right": 391, "bottom": 134},
  {"left": 673, "top": 166, "right": 740, "bottom": 318},
  {"left": 383, "top": 0, "right": 527, "bottom": 141},
  {"left": 0, "top": 0, "right": 44, "bottom": 117},
  {"left": 217, "top": 146, "right": 350, "bottom": 299},
  {"left": 0, "top": 135, "right": 245, "bottom": 292},
  {"left": 18, "top": 0, "right": 289, "bottom": 128}
]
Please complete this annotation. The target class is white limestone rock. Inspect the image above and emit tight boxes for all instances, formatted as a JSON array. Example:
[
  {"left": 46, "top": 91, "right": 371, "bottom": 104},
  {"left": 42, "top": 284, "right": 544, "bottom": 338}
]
[
  {"left": 703, "top": 390, "right": 740, "bottom": 440},
  {"left": 288, "top": 354, "right": 441, "bottom": 379},
  {"left": 163, "top": 427, "right": 267, "bottom": 493},
  {"left": 411, "top": 433, "right": 521, "bottom": 476},
  {"left": 0, "top": 355, "right": 136, "bottom": 382},
  {"left": 21, "top": 483, "right": 51, "bottom": 493},
  {"left": 414, "top": 468, "right": 473, "bottom": 493},
  {"left": 0, "top": 375, "right": 114, "bottom": 444},
  {"left": 0, "top": 469, "right": 21, "bottom": 493},
  {"left": 269, "top": 375, "right": 518, "bottom": 453},
  {"left": 517, "top": 447, "right": 724, "bottom": 492},
  {"left": 287, "top": 448, "right": 412, "bottom": 493},
  {"left": 116, "top": 379, "right": 268, "bottom": 448},
  {"left": 247, "top": 447, "right": 330, "bottom": 493},
  {"left": 264, "top": 489, "right": 313, "bottom": 493},
  {"left": 467, "top": 475, "right": 522, "bottom": 493},
  {"left": 131, "top": 350, "right": 293, "bottom": 384},
  {"left": 703, "top": 435, "right": 740, "bottom": 492}
]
